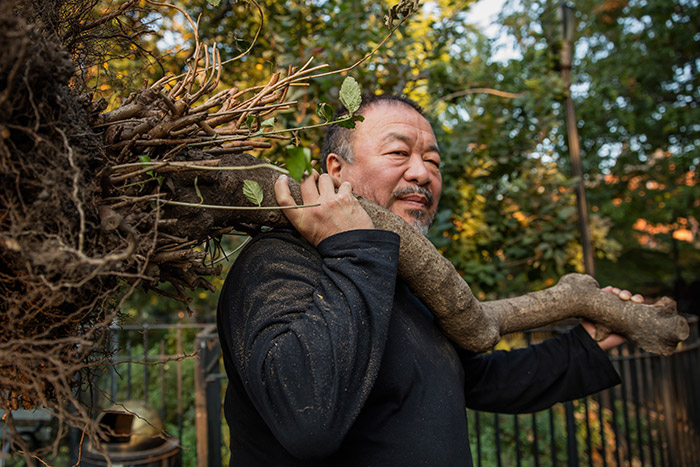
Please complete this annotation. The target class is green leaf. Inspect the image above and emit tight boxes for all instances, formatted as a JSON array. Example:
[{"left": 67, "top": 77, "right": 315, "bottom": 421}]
[
  {"left": 206, "top": 0, "right": 221, "bottom": 5},
  {"left": 245, "top": 115, "right": 256, "bottom": 130},
  {"left": 243, "top": 180, "right": 264, "bottom": 207},
  {"left": 286, "top": 146, "right": 312, "bottom": 182},
  {"left": 339, "top": 76, "right": 362, "bottom": 116},
  {"left": 261, "top": 117, "right": 275, "bottom": 127},
  {"left": 139, "top": 154, "right": 155, "bottom": 178},
  {"left": 337, "top": 114, "right": 364, "bottom": 129},
  {"left": 316, "top": 102, "right": 334, "bottom": 122}
]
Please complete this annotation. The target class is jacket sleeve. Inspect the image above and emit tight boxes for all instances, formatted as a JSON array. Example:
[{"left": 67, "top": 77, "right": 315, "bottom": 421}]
[
  {"left": 457, "top": 325, "right": 621, "bottom": 414},
  {"left": 219, "top": 229, "right": 400, "bottom": 459}
]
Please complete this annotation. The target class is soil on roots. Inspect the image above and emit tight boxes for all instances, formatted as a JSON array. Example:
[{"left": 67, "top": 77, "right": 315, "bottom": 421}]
[{"left": 0, "top": 2, "right": 137, "bottom": 421}]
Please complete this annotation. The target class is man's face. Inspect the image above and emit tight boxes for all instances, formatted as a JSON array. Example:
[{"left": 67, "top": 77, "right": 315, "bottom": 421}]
[{"left": 328, "top": 103, "right": 442, "bottom": 235}]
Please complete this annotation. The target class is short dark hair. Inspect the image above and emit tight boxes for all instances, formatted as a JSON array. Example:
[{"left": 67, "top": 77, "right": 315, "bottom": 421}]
[{"left": 320, "top": 94, "right": 425, "bottom": 172}]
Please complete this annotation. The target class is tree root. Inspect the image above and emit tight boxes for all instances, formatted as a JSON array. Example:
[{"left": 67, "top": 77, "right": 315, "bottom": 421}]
[
  {"left": 361, "top": 198, "right": 689, "bottom": 355},
  {"left": 159, "top": 155, "right": 690, "bottom": 356}
]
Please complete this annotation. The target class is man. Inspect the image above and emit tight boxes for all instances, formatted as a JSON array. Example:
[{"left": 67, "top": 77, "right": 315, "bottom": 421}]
[{"left": 217, "top": 94, "right": 638, "bottom": 465}]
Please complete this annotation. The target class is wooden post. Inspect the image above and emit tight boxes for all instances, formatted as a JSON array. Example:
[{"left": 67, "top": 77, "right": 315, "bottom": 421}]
[
  {"left": 560, "top": 2, "right": 596, "bottom": 277},
  {"left": 194, "top": 333, "right": 209, "bottom": 467}
]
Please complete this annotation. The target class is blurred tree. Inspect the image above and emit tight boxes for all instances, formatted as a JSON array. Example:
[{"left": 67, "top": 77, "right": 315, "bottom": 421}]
[
  {"left": 490, "top": 0, "right": 699, "bottom": 302},
  {"left": 106, "top": 0, "right": 697, "bottom": 307}
]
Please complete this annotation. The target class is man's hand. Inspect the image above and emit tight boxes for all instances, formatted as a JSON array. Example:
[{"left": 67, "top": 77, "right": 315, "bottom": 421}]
[
  {"left": 582, "top": 286, "right": 644, "bottom": 351},
  {"left": 275, "top": 171, "right": 374, "bottom": 246}
]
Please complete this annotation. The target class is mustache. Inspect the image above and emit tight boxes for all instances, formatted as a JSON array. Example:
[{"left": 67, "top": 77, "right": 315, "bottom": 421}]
[{"left": 391, "top": 186, "right": 435, "bottom": 206}]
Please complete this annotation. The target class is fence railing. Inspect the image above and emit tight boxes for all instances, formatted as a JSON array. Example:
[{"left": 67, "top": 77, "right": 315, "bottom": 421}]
[
  {"left": 69, "top": 316, "right": 699, "bottom": 466},
  {"left": 69, "top": 323, "right": 211, "bottom": 466},
  {"left": 466, "top": 316, "right": 700, "bottom": 466}
]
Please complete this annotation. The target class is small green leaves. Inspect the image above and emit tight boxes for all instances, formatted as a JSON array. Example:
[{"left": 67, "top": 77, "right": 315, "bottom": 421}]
[
  {"left": 243, "top": 180, "right": 264, "bottom": 207},
  {"left": 206, "top": 0, "right": 221, "bottom": 5},
  {"left": 138, "top": 154, "right": 163, "bottom": 186},
  {"left": 245, "top": 115, "right": 256, "bottom": 130},
  {"left": 316, "top": 102, "right": 334, "bottom": 122},
  {"left": 338, "top": 114, "right": 364, "bottom": 129},
  {"left": 339, "top": 76, "right": 362, "bottom": 117},
  {"left": 261, "top": 117, "right": 275, "bottom": 128},
  {"left": 286, "top": 145, "right": 313, "bottom": 182}
]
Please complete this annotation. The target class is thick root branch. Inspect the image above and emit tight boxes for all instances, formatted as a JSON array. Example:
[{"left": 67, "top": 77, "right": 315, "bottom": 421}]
[{"left": 186, "top": 158, "right": 689, "bottom": 356}]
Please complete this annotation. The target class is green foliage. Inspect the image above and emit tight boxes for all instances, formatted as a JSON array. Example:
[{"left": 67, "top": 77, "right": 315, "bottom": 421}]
[
  {"left": 286, "top": 145, "right": 313, "bottom": 182},
  {"left": 489, "top": 0, "right": 700, "bottom": 297},
  {"left": 339, "top": 76, "right": 362, "bottom": 116},
  {"left": 316, "top": 102, "right": 335, "bottom": 122},
  {"left": 243, "top": 180, "right": 264, "bottom": 206},
  {"left": 103, "top": 0, "right": 697, "bottom": 299}
]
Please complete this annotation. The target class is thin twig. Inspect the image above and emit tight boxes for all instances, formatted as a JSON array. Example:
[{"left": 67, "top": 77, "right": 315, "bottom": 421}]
[{"left": 162, "top": 200, "right": 320, "bottom": 210}]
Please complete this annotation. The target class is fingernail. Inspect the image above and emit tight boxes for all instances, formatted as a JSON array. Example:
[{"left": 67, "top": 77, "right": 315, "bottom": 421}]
[{"left": 619, "top": 291, "right": 631, "bottom": 300}]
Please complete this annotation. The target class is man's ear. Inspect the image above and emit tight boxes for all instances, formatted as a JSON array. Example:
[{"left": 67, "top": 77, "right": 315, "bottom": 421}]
[{"left": 325, "top": 153, "right": 345, "bottom": 179}]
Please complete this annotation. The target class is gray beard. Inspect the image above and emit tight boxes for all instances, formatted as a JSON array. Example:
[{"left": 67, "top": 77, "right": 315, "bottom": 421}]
[
  {"left": 390, "top": 186, "right": 435, "bottom": 237},
  {"left": 406, "top": 209, "right": 434, "bottom": 237}
]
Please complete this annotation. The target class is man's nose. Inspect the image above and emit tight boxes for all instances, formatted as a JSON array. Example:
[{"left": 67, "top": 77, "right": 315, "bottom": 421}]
[{"left": 403, "top": 153, "right": 431, "bottom": 185}]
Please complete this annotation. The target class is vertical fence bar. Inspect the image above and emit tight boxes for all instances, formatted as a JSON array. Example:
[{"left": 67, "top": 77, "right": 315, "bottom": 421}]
[
  {"left": 205, "top": 334, "right": 222, "bottom": 467},
  {"left": 110, "top": 328, "right": 118, "bottom": 403},
  {"left": 669, "top": 355, "right": 683, "bottom": 466},
  {"left": 619, "top": 347, "right": 632, "bottom": 464},
  {"left": 564, "top": 401, "right": 578, "bottom": 467},
  {"left": 126, "top": 340, "right": 132, "bottom": 400},
  {"left": 661, "top": 355, "right": 678, "bottom": 466},
  {"left": 160, "top": 339, "right": 166, "bottom": 422},
  {"left": 650, "top": 357, "right": 669, "bottom": 467},
  {"left": 143, "top": 325, "right": 149, "bottom": 404},
  {"left": 584, "top": 397, "right": 592, "bottom": 467},
  {"left": 549, "top": 408, "right": 557, "bottom": 467},
  {"left": 177, "top": 327, "right": 184, "bottom": 443},
  {"left": 494, "top": 413, "right": 502, "bottom": 467},
  {"left": 531, "top": 412, "right": 540, "bottom": 467},
  {"left": 641, "top": 354, "right": 657, "bottom": 467},
  {"left": 628, "top": 346, "right": 643, "bottom": 465},
  {"left": 607, "top": 384, "right": 621, "bottom": 467},
  {"left": 473, "top": 411, "right": 482, "bottom": 467},
  {"left": 514, "top": 414, "right": 521, "bottom": 467},
  {"left": 673, "top": 353, "right": 690, "bottom": 467},
  {"left": 595, "top": 392, "right": 607, "bottom": 467},
  {"left": 194, "top": 333, "right": 208, "bottom": 467}
]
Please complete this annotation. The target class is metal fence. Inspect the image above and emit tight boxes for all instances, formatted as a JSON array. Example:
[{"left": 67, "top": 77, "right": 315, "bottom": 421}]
[
  {"left": 68, "top": 323, "right": 212, "bottom": 466},
  {"left": 69, "top": 316, "right": 699, "bottom": 466},
  {"left": 466, "top": 316, "right": 700, "bottom": 467}
]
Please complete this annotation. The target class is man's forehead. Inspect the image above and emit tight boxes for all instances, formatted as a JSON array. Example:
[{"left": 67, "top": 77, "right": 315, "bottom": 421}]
[{"left": 360, "top": 102, "right": 439, "bottom": 150}]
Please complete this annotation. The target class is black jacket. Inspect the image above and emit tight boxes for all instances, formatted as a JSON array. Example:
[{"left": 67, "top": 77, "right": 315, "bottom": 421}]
[{"left": 217, "top": 229, "right": 620, "bottom": 466}]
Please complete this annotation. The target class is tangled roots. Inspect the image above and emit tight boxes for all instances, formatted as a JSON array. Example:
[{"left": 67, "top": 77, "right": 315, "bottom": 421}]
[{"left": 0, "top": 1, "right": 144, "bottom": 439}]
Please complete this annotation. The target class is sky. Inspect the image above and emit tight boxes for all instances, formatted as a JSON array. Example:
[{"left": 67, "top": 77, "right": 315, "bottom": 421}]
[{"left": 464, "top": 0, "right": 521, "bottom": 62}]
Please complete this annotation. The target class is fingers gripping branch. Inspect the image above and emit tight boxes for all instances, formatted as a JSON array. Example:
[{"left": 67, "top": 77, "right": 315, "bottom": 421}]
[{"left": 275, "top": 172, "right": 374, "bottom": 246}]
